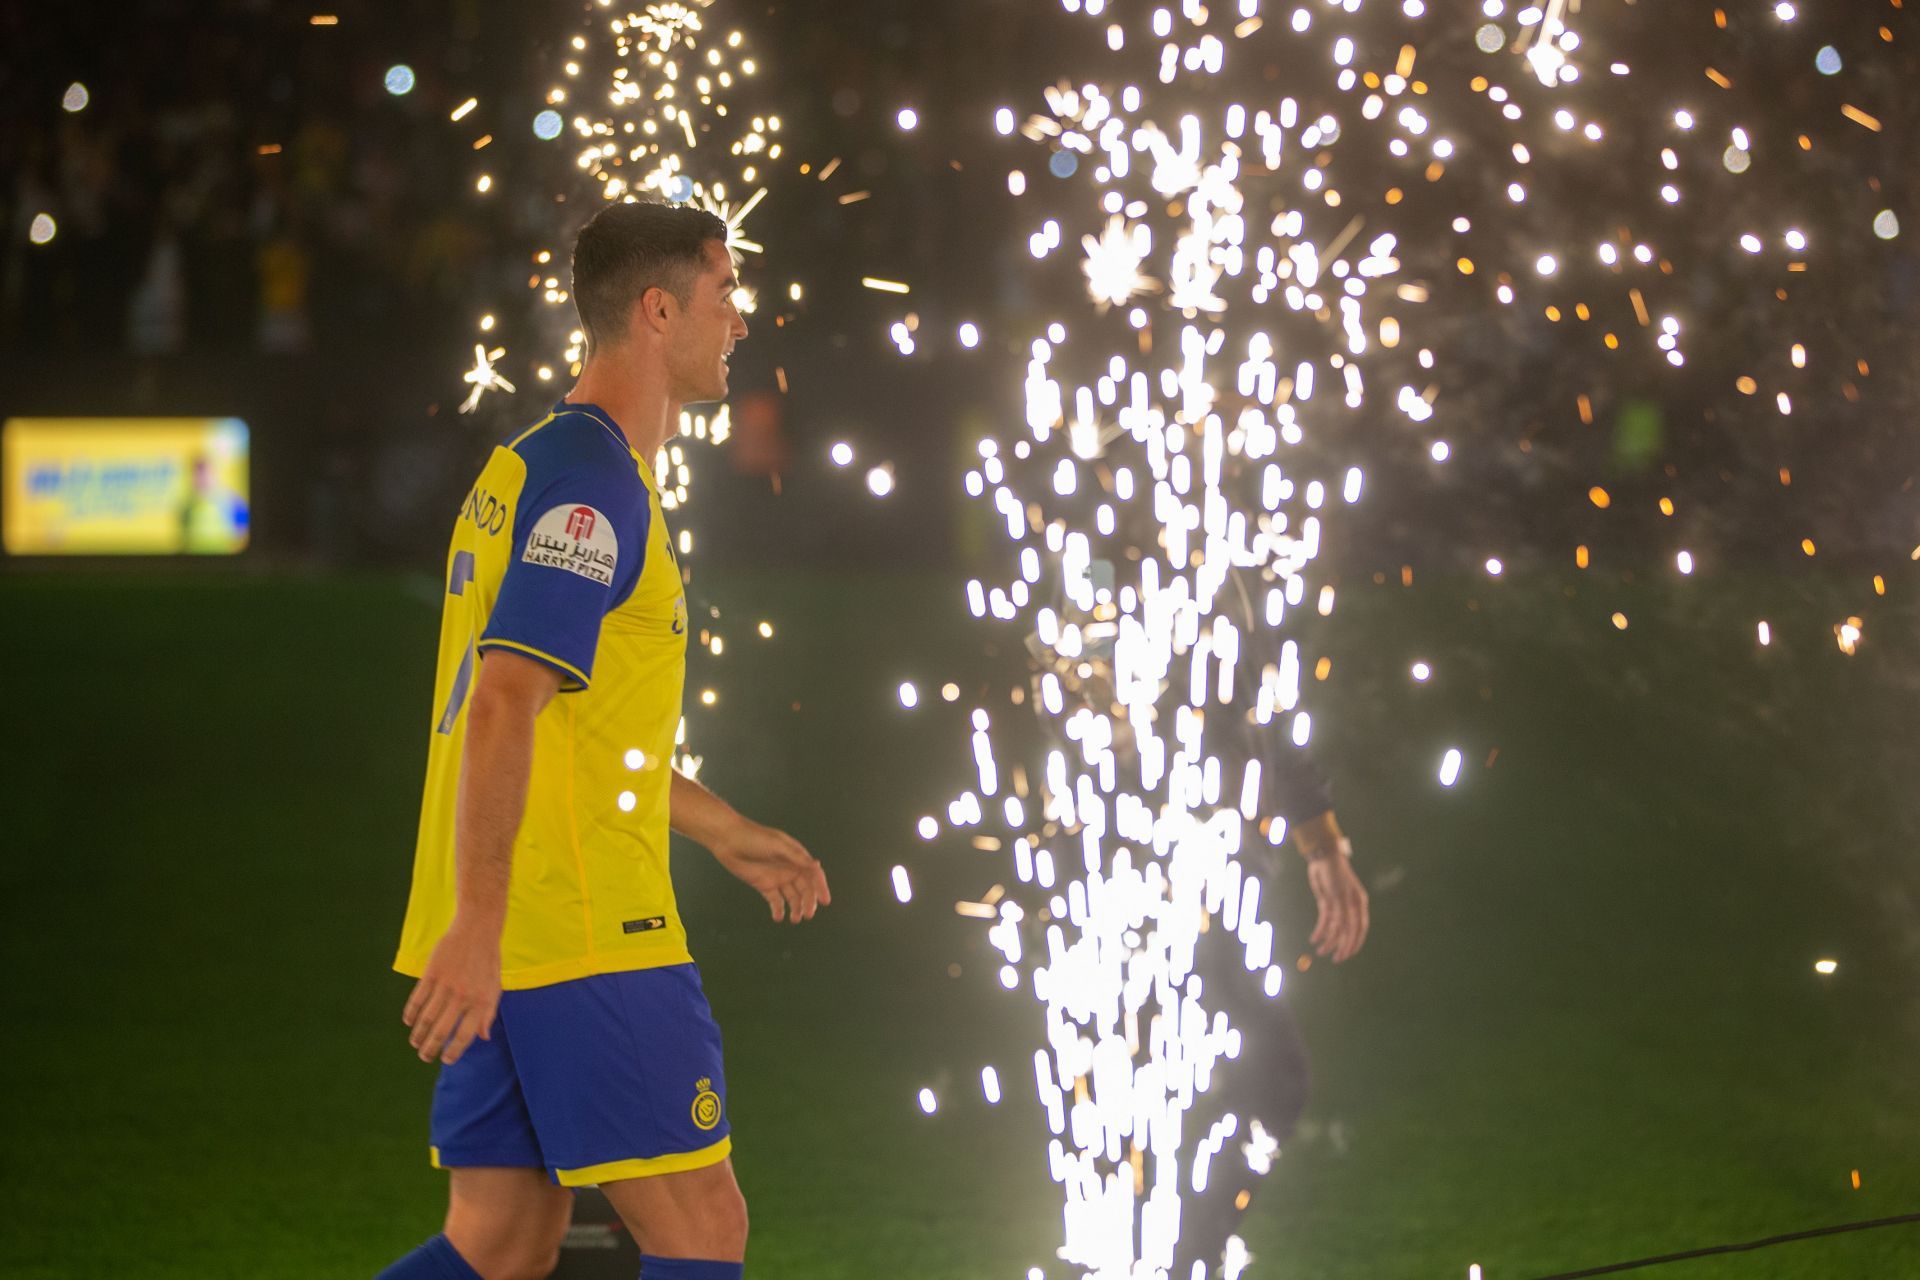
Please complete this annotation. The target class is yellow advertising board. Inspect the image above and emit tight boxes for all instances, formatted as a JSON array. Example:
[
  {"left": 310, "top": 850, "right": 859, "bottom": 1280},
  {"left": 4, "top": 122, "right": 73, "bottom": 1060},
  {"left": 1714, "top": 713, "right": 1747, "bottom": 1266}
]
[{"left": 2, "top": 418, "right": 251, "bottom": 555}]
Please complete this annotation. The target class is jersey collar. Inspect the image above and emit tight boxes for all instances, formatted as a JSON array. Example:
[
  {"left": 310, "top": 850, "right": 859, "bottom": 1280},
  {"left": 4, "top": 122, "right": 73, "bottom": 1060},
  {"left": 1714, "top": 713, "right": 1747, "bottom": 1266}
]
[
  {"left": 554, "top": 400, "right": 632, "bottom": 455},
  {"left": 556, "top": 399, "right": 665, "bottom": 493}
]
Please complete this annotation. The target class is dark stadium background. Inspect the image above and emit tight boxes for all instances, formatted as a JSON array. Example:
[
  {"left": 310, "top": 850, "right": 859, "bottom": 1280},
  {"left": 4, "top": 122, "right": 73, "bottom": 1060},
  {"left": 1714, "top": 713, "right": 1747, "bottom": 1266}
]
[{"left": 4, "top": 3, "right": 1920, "bottom": 1277}]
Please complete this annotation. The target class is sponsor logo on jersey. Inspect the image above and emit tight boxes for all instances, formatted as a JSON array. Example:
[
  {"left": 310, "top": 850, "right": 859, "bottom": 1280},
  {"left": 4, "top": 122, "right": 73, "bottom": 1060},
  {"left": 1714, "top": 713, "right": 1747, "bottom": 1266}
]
[
  {"left": 691, "top": 1077, "right": 723, "bottom": 1131},
  {"left": 523, "top": 503, "right": 617, "bottom": 585}
]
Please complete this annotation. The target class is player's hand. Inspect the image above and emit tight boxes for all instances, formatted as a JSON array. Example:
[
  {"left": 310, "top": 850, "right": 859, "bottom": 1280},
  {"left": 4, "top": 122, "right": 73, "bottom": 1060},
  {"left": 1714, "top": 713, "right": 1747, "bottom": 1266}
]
[
  {"left": 403, "top": 920, "right": 502, "bottom": 1066},
  {"left": 1307, "top": 852, "right": 1369, "bottom": 963},
  {"left": 711, "top": 820, "right": 830, "bottom": 924}
]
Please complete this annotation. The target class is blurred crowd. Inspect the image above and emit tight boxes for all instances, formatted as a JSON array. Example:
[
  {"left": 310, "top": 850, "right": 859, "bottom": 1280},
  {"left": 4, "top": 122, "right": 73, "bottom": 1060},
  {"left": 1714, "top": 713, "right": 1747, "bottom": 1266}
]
[
  {"left": 0, "top": 0, "right": 1912, "bottom": 568},
  {"left": 0, "top": 1, "right": 520, "bottom": 355}
]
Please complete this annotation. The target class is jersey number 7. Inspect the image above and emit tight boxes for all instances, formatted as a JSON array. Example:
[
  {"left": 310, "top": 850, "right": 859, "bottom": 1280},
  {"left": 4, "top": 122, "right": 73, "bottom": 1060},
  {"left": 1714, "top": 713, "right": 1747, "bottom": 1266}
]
[{"left": 436, "top": 551, "right": 478, "bottom": 735}]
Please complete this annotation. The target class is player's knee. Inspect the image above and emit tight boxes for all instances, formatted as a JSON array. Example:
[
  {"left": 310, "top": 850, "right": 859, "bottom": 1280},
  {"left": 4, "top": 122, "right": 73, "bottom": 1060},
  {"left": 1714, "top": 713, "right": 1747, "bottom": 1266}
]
[
  {"left": 525, "top": 1240, "right": 565, "bottom": 1280},
  {"left": 510, "top": 1226, "right": 566, "bottom": 1280},
  {"left": 444, "top": 1237, "right": 561, "bottom": 1280},
  {"left": 444, "top": 1198, "right": 570, "bottom": 1280}
]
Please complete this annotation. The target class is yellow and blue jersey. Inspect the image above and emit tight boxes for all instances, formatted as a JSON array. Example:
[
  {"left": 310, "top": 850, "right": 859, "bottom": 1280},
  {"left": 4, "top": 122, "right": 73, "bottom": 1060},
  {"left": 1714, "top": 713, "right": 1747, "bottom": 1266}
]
[{"left": 395, "top": 402, "right": 692, "bottom": 990}]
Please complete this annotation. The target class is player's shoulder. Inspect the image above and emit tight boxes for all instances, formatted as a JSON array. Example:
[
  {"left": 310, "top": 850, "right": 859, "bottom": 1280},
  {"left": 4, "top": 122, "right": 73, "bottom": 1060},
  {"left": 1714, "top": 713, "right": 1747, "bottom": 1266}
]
[{"left": 506, "top": 405, "right": 645, "bottom": 503}]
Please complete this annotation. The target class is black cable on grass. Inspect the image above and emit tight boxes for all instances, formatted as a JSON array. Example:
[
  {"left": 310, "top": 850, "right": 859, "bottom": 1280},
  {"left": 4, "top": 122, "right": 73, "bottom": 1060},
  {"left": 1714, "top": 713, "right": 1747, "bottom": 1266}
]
[{"left": 1525, "top": 1211, "right": 1920, "bottom": 1280}]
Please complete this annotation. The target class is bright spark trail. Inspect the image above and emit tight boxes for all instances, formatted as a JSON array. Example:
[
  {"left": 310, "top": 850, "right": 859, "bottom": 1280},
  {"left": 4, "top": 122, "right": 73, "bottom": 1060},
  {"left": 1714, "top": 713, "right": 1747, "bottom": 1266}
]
[
  {"left": 943, "top": 4, "right": 1426, "bottom": 1272},
  {"left": 901, "top": 2, "right": 1909, "bottom": 1276}
]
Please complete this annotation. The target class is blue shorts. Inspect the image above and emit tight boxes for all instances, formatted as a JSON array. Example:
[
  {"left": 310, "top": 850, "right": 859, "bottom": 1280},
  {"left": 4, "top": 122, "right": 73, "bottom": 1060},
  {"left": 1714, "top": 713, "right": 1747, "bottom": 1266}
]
[{"left": 429, "top": 964, "right": 731, "bottom": 1186}]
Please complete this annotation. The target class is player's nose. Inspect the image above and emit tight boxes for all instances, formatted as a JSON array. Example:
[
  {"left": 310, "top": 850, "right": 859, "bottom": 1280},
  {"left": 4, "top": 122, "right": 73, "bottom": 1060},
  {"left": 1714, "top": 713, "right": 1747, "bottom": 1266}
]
[{"left": 731, "top": 311, "right": 749, "bottom": 341}]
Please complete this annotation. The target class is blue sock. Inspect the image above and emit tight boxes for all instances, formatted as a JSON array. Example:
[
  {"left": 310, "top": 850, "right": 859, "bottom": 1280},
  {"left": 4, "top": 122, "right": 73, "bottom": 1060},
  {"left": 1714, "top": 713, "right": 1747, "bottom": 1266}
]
[
  {"left": 375, "top": 1234, "right": 484, "bottom": 1280},
  {"left": 639, "top": 1257, "right": 745, "bottom": 1279}
]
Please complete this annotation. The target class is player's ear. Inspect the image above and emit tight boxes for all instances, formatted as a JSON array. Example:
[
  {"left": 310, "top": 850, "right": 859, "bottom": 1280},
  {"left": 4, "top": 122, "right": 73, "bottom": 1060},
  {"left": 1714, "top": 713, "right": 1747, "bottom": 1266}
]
[{"left": 638, "top": 284, "right": 676, "bottom": 334}]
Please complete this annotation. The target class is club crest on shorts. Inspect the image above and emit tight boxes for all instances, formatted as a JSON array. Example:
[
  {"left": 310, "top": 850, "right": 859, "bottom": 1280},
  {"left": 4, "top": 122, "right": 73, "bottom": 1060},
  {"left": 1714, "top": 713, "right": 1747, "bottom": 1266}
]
[
  {"left": 522, "top": 503, "right": 618, "bottom": 585},
  {"left": 691, "top": 1077, "right": 723, "bottom": 1131}
]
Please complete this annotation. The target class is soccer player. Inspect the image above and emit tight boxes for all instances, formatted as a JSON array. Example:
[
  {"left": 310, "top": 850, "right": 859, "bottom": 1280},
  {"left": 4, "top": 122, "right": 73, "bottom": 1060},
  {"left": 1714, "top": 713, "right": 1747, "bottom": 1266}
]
[
  {"left": 380, "top": 201, "right": 829, "bottom": 1280},
  {"left": 1176, "top": 753, "right": 1368, "bottom": 1280}
]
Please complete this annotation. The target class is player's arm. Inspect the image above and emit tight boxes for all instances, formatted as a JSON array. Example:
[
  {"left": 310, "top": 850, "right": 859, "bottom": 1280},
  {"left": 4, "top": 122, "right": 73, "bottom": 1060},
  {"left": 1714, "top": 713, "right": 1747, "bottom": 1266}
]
[
  {"left": 1261, "top": 738, "right": 1368, "bottom": 963},
  {"left": 404, "top": 651, "right": 563, "bottom": 1064},
  {"left": 1291, "top": 809, "right": 1369, "bottom": 964},
  {"left": 669, "top": 768, "right": 830, "bottom": 924}
]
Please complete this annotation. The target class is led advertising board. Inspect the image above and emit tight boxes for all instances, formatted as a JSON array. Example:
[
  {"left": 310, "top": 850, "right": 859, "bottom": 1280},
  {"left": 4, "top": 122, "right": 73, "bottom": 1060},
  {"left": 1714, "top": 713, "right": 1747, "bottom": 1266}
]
[{"left": 3, "top": 418, "right": 251, "bottom": 555}]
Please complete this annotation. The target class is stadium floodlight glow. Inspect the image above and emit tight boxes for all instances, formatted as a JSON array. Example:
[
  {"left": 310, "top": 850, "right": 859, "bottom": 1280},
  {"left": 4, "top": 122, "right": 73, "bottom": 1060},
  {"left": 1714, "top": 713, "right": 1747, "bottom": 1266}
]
[
  {"left": 532, "top": 109, "right": 564, "bottom": 140},
  {"left": 61, "top": 82, "right": 89, "bottom": 113},
  {"left": 28, "top": 213, "right": 57, "bottom": 245},
  {"left": 384, "top": 64, "right": 416, "bottom": 96}
]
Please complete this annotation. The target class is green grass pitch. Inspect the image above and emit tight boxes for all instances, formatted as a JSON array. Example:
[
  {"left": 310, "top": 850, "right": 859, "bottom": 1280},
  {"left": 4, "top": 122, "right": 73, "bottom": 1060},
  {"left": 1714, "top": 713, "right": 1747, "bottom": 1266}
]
[{"left": 1, "top": 569, "right": 1915, "bottom": 1278}]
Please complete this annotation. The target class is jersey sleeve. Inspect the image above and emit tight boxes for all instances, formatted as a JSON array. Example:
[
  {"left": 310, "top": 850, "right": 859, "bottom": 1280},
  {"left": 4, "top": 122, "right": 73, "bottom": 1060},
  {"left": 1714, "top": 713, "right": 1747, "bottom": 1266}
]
[
  {"left": 1264, "top": 745, "right": 1333, "bottom": 826},
  {"left": 480, "top": 434, "right": 647, "bottom": 691},
  {"left": 1238, "top": 711, "right": 1333, "bottom": 826}
]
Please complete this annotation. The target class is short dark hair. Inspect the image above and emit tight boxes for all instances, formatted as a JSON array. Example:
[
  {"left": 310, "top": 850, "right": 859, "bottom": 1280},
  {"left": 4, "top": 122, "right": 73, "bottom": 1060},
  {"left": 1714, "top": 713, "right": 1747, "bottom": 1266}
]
[{"left": 571, "top": 201, "right": 729, "bottom": 354}]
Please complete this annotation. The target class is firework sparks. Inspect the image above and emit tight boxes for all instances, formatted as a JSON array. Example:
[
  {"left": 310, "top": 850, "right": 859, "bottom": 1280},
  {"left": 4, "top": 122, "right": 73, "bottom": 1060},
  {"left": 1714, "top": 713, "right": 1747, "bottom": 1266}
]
[
  {"left": 702, "top": 185, "right": 769, "bottom": 256},
  {"left": 938, "top": 5, "right": 1435, "bottom": 1269},
  {"left": 458, "top": 345, "right": 516, "bottom": 413},
  {"left": 447, "top": 0, "right": 788, "bottom": 780},
  {"left": 886, "top": 1, "right": 1909, "bottom": 1274},
  {"left": 1082, "top": 214, "right": 1158, "bottom": 308}
]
